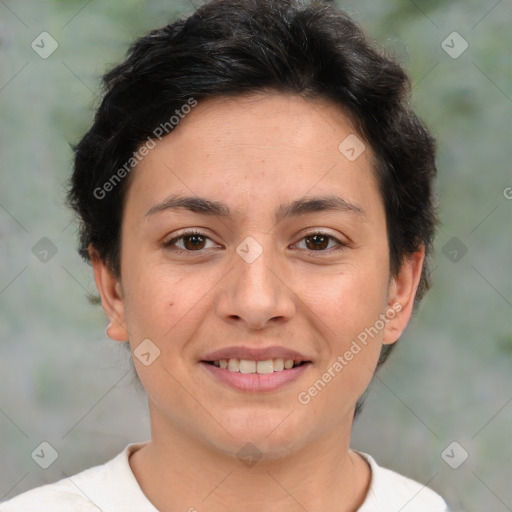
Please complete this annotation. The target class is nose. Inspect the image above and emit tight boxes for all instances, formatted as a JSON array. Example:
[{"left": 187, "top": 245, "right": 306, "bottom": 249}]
[{"left": 216, "top": 239, "right": 297, "bottom": 330}]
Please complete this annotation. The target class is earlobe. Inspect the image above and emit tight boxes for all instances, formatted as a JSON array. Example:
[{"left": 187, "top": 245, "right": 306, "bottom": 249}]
[
  {"left": 89, "top": 245, "right": 130, "bottom": 342},
  {"left": 382, "top": 246, "right": 426, "bottom": 345}
]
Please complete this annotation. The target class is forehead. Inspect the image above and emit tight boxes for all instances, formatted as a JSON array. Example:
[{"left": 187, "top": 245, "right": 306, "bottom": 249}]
[
  {"left": 124, "top": 92, "right": 381, "bottom": 221},
  {"left": 169, "top": 92, "right": 364, "bottom": 155}
]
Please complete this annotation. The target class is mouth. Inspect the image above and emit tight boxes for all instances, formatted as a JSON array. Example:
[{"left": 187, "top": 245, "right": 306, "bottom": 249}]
[{"left": 199, "top": 346, "right": 312, "bottom": 392}]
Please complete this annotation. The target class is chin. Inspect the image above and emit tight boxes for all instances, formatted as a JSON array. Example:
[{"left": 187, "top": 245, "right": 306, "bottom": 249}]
[{"left": 207, "top": 409, "right": 313, "bottom": 461}]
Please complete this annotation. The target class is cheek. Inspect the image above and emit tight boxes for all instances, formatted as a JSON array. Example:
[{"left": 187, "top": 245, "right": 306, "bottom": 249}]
[
  {"left": 294, "top": 272, "right": 388, "bottom": 424},
  {"left": 121, "top": 259, "right": 214, "bottom": 347},
  {"left": 298, "top": 256, "right": 389, "bottom": 386},
  {"left": 306, "top": 261, "right": 389, "bottom": 339},
  {"left": 121, "top": 264, "right": 207, "bottom": 393}
]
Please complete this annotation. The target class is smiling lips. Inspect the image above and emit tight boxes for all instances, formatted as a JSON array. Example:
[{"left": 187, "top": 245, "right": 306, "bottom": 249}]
[{"left": 201, "top": 345, "right": 312, "bottom": 391}]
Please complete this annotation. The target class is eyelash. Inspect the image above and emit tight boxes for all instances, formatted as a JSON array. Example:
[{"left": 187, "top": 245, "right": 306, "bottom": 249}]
[{"left": 163, "top": 229, "right": 346, "bottom": 255}]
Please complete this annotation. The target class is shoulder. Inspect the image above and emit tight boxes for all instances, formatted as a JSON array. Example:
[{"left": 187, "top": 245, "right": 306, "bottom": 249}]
[
  {"left": 0, "top": 469, "right": 103, "bottom": 512},
  {"left": 0, "top": 442, "right": 153, "bottom": 512},
  {"left": 356, "top": 451, "right": 450, "bottom": 512}
]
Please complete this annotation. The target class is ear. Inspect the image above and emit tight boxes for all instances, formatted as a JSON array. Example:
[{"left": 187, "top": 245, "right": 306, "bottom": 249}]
[
  {"left": 89, "top": 244, "right": 129, "bottom": 342},
  {"left": 382, "top": 245, "right": 425, "bottom": 345}
]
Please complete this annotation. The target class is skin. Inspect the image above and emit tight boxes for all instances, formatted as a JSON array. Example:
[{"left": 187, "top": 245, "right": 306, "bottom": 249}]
[{"left": 91, "top": 92, "right": 424, "bottom": 512}]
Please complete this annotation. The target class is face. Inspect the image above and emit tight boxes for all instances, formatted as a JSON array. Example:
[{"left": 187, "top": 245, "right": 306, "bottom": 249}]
[{"left": 92, "top": 93, "right": 423, "bottom": 459}]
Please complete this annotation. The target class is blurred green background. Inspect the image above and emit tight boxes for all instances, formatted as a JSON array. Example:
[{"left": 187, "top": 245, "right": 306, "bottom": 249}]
[{"left": 0, "top": 0, "right": 511, "bottom": 510}]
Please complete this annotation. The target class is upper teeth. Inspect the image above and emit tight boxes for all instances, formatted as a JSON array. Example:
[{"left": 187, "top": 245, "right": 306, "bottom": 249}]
[{"left": 212, "top": 358, "right": 298, "bottom": 373}]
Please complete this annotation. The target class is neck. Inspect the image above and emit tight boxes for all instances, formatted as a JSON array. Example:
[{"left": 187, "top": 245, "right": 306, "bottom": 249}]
[{"left": 129, "top": 402, "right": 371, "bottom": 512}]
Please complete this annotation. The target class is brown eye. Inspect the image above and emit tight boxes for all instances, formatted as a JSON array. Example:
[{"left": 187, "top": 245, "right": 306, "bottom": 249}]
[
  {"left": 295, "top": 231, "right": 345, "bottom": 253},
  {"left": 164, "top": 230, "right": 217, "bottom": 252},
  {"left": 304, "top": 234, "right": 330, "bottom": 250},
  {"left": 182, "top": 234, "right": 206, "bottom": 250}
]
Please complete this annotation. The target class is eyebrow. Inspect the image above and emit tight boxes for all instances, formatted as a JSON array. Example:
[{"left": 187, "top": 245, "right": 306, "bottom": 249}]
[{"left": 145, "top": 194, "right": 366, "bottom": 221}]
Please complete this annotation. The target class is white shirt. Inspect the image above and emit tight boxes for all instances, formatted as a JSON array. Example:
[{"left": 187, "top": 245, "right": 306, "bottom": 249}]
[{"left": 1, "top": 442, "right": 449, "bottom": 511}]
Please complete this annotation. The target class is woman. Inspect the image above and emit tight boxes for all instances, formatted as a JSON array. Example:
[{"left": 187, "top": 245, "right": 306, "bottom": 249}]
[{"left": 2, "top": 0, "right": 449, "bottom": 510}]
